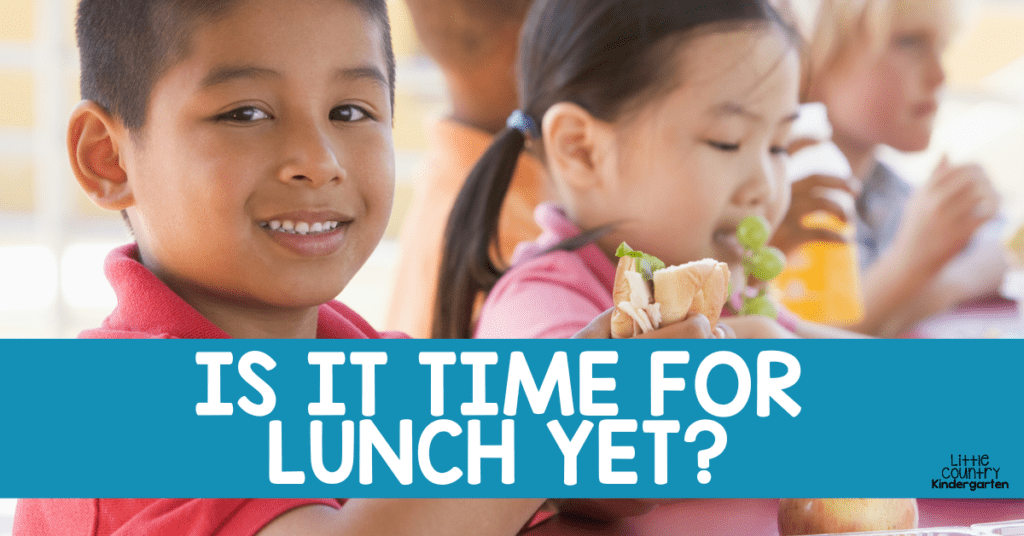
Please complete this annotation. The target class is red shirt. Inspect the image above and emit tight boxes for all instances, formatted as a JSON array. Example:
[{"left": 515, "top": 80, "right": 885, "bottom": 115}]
[
  {"left": 15, "top": 243, "right": 403, "bottom": 536},
  {"left": 80, "top": 243, "right": 405, "bottom": 339},
  {"left": 15, "top": 498, "right": 341, "bottom": 536}
]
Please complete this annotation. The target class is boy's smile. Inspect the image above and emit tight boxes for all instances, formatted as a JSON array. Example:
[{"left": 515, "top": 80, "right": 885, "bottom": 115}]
[
  {"left": 257, "top": 209, "right": 352, "bottom": 257},
  {"left": 116, "top": 0, "right": 394, "bottom": 336}
]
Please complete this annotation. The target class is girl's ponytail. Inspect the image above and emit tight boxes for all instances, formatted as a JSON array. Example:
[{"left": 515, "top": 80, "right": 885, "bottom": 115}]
[
  {"left": 432, "top": 112, "right": 538, "bottom": 339},
  {"left": 431, "top": 0, "right": 797, "bottom": 339}
]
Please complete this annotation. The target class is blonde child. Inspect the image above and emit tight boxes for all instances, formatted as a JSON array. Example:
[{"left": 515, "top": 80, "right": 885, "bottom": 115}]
[
  {"left": 804, "top": 0, "right": 1007, "bottom": 337},
  {"left": 433, "top": 0, "right": 855, "bottom": 341}
]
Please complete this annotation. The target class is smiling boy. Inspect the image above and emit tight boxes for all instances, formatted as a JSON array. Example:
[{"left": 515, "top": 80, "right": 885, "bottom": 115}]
[
  {"left": 67, "top": 0, "right": 397, "bottom": 340},
  {"left": 13, "top": 0, "right": 547, "bottom": 534}
]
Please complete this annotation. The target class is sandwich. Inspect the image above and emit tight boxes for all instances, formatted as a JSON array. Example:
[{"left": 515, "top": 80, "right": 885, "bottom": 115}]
[{"left": 611, "top": 243, "right": 731, "bottom": 339}]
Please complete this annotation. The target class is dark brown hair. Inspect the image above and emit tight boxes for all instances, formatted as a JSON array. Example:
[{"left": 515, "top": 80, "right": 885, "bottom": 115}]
[
  {"left": 404, "top": 0, "right": 533, "bottom": 68},
  {"left": 432, "top": 0, "right": 798, "bottom": 339},
  {"left": 76, "top": 0, "right": 396, "bottom": 131}
]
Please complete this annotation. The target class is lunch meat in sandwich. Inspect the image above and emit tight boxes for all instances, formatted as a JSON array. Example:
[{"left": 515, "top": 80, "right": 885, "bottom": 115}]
[{"left": 611, "top": 243, "right": 731, "bottom": 339}]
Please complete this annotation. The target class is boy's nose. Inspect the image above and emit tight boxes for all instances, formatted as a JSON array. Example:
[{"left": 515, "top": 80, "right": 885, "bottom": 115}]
[{"left": 277, "top": 128, "right": 345, "bottom": 188}]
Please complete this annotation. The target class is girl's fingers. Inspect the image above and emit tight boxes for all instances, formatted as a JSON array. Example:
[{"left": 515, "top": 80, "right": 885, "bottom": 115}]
[
  {"left": 573, "top": 311, "right": 744, "bottom": 340},
  {"left": 636, "top": 313, "right": 713, "bottom": 339}
]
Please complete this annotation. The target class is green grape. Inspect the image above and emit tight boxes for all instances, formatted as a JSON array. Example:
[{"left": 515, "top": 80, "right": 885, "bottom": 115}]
[
  {"left": 742, "top": 295, "right": 777, "bottom": 319},
  {"left": 750, "top": 246, "right": 786, "bottom": 282},
  {"left": 736, "top": 215, "right": 771, "bottom": 250}
]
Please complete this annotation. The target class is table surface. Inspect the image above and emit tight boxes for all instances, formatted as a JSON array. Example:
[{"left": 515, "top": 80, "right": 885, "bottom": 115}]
[
  {"left": 526, "top": 499, "right": 1024, "bottom": 535},
  {"left": 910, "top": 296, "right": 1022, "bottom": 339}
]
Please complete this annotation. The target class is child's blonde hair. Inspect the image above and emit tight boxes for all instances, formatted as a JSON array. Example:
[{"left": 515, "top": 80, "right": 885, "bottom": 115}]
[{"left": 805, "top": 0, "right": 956, "bottom": 80}]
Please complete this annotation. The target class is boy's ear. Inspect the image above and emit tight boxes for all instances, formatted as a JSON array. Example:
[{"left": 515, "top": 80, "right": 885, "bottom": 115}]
[
  {"left": 67, "top": 100, "right": 134, "bottom": 211},
  {"left": 541, "top": 102, "right": 616, "bottom": 193}
]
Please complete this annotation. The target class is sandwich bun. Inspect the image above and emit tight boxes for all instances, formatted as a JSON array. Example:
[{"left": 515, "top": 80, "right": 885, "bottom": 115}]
[{"left": 611, "top": 256, "right": 730, "bottom": 338}]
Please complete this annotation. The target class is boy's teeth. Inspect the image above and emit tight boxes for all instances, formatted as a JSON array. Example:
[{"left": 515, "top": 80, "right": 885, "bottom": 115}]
[{"left": 261, "top": 220, "right": 341, "bottom": 235}]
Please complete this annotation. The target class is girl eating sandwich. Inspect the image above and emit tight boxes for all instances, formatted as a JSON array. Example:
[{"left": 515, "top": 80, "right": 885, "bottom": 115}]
[{"left": 433, "top": 0, "right": 862, "bottom": 341}]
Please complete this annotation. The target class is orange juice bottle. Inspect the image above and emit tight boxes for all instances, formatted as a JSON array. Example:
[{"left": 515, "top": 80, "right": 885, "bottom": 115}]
[
  {"left": 775, "top": 104, "right": 864, "bottom": 325},
  {"left": 775, "top": 210, "right": 864, "bottom": 325}
]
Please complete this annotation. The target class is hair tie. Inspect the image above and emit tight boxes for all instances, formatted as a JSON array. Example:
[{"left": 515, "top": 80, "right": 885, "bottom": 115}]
[{"left": 506, "top": 110, "right": 541, "bottom": 139}]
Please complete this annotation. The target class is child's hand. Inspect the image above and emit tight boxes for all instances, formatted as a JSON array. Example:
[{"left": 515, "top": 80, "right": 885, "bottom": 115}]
[
  {"left": 572, "top": 309, "right": 731, "bottom": 339},
  {"left": 895, "top": 156, "right": 1000, "bottom": 275},
  {"left": 771, "top": 174, "right": 860, "bottom": 255}
]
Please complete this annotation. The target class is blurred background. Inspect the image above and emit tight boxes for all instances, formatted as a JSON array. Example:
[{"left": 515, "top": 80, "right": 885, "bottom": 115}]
[{"left": 0, "top": 0, "right": 1022, "bottom": 341}]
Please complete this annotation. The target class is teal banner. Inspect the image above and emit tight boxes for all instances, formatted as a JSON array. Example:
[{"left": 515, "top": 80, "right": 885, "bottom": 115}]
[{"left": 0, "top": 340, "right": 1020, "bottom": 498}]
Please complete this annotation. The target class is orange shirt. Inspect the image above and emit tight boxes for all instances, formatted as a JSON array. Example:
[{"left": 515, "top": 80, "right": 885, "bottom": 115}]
[{"left": 385, "top": 118, "right": 547, "bottom": 338}]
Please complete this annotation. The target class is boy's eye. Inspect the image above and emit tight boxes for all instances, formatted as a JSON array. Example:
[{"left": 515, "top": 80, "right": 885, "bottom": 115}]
[
  {"left": 707, "top": 141, "right": 740, "bottom": 152},
  {"left": 216, "top": 106, "right": 271, "bottom": 122},
  {"left": 770, "top": 145, "right": 788, "bottom": 156},
  {"left": 330, "top": 105, "right": 370, "bottom": 122}
]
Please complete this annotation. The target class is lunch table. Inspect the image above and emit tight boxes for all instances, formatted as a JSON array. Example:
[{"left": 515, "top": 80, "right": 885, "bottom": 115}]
[
  {"left": 910, "top": 296, "right": 1023, "bottom": 339},
  {"left": 526, "top": 499, "right": 1024, "bottom": 535}
]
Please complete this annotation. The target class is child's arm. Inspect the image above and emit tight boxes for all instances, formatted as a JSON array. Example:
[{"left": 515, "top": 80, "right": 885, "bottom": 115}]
[
  {"left": 854, "top": 159, "right": 1001, "bottom": 337},
  {"left": 865, "top": 239, "right": 1008, "bottom": 336},
  {"left": 257, "top": 499, "right": 546, "bottom": 536}
]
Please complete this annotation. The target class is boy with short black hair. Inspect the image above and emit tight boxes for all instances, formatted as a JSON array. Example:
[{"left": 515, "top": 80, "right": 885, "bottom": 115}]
[{"left": 13, "top": 0, "right": 547, "bottom": 533}]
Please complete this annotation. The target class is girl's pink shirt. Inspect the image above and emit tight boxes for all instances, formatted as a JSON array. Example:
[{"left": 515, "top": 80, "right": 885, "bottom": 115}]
[
  {"left": 475, "top": 203, "right": 799, "bottom": 339},
  {"left": 475, "top": 204, "right": 617, "bottom": 339}
]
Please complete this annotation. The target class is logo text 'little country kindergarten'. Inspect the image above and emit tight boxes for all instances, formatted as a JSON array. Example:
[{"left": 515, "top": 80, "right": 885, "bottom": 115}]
[
  {"left": 194, "top": 350, "right": 801, "bottom": 488},
  {"left": 933, "top": 454, "right": 1009, "bottom": 491}
]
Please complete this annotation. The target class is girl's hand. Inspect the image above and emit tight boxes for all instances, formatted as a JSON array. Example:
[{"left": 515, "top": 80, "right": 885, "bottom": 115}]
[{"left": 572, "top": 310, "right": 730, "bottom": 339}]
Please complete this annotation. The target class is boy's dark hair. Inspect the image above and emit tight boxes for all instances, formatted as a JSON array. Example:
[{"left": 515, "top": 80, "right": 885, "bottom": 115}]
[
  {"left": 404, "top": 0, "right": 533, "bottom": 69},
  {"left": 76, "top": 0, "right": 396, "bottom": 132},
  {"left": 432, "top": 0, "right": 801, "bottom": 339}
]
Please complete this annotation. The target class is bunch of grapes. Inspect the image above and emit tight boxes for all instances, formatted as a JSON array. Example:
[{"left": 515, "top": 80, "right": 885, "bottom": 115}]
[{"left": 735, "top": 215, "right": 786, "bottom": 319}]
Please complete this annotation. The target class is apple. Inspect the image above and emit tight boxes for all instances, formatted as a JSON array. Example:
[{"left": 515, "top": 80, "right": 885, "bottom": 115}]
[{"left": 778, "top": 498, "right": 919, "bottom": 535}]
